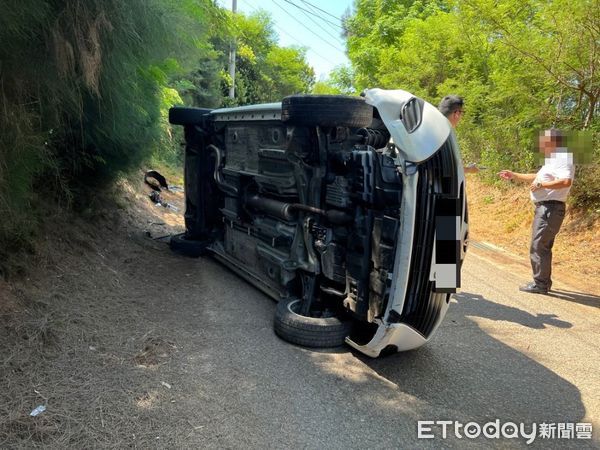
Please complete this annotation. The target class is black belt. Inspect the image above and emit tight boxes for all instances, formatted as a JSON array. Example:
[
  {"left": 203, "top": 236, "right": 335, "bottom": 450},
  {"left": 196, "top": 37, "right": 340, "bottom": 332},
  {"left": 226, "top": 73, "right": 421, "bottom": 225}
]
[{"left": 535, "top": 200, "right": 565, "bottom": 206}]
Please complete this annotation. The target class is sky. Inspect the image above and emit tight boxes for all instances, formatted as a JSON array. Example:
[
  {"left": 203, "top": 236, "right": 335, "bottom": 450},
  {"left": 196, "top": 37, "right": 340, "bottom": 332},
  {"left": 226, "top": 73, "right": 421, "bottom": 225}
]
[{"left": 217, "top": 0, "right": 354, "bottom": 80}]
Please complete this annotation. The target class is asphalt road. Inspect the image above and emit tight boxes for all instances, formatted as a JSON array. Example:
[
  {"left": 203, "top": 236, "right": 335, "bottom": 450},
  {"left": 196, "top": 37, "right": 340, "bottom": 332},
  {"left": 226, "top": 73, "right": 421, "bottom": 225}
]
[{"left": 134, "top": 241, "right": 599, "bottom": 449}]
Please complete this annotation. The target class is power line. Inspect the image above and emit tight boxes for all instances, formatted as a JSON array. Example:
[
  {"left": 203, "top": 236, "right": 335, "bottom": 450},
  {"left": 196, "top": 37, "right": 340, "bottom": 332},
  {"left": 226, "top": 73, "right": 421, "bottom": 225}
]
[
  {"left": 283, "top": 0, "right": 343, "bottom": 43},
  {"left": 270, "top": 0, "right": 346, "bottom": 55},
  {"left": 299, "top": 0, "right": 342, "bottom": 22},
  {"left": 299, "top": 1, "right": 344, "bottom": 33},
  {"left": 281, "top": 0, "right": 342, "bottom": 30},
  {"left": 277, "top": 28, "right": 336, "bottom": 64},
  {"left": 239, "top": 0, "right": 333, "bottom": 63}
]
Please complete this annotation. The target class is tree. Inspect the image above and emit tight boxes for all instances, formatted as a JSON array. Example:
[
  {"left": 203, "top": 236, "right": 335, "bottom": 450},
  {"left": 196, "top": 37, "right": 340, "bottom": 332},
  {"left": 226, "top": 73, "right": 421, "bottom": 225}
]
[
  {"left": 345, "top": 0, "right": 451, "bottom": 91},
  {"left": 264, "top": 47, "right": 315, "bottom": 101},
  {"left": 344, "top": 0, "right": 599, "bottom": 208},
  {"left": 312, "top": 66, "right": 357, "bottom": 95},
  {"left": 219, "top": 11, "right": 315, "bottom": 106},
  {"left": 458, "top": 0, "right": 600, "bottom": 129}
]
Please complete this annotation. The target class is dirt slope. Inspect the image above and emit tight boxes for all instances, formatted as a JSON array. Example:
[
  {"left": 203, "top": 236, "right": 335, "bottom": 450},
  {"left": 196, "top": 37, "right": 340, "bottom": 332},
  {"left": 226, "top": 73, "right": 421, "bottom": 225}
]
[{"left": 0, "top": 176, "right": 190, "bottom": 447}]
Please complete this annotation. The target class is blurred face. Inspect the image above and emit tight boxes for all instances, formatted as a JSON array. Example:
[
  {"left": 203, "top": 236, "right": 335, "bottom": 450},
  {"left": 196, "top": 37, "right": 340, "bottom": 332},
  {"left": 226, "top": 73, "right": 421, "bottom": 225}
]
[{"left": 538, "top": 132, "right": 557, "bottom": 156}]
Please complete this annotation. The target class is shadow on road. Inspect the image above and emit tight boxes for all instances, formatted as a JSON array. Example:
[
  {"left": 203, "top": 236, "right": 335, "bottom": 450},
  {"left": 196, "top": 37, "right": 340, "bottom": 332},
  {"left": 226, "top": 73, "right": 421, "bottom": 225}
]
[
  {"left": 453, "top": 291, "right": 573, "bottom": 329},
  {"left": 547, "top": 289, "right": 600, "bottom": 309},
  {"left": 350, "top": 291, "right": 586, "bottom": 432}
]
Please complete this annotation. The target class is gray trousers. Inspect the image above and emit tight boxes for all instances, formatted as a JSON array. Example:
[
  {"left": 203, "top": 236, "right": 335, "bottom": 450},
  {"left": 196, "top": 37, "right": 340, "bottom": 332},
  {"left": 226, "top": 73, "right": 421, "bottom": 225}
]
[{"left": 530, "top": 201, "right": 566, "bottom": 289}]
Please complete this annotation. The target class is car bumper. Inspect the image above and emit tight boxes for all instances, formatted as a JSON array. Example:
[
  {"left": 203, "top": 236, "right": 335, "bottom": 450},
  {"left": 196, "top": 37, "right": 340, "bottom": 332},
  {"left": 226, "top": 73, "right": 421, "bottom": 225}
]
[{"left": 347, "top": 132, "right": 465, "bottom": 357}]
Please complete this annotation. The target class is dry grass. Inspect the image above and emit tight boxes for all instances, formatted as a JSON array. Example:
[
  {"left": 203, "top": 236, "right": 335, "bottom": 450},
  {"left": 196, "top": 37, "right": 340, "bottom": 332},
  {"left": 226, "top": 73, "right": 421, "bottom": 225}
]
[
  {"left": 134, "top": 336, "right": 177, "bottom": 368},
  {"left": 466, "top": 176, "right": 600, "bottom": 293},
  {"left": 0, "top": 173, "right": 186, "bottom": 448},
  {"left": 0, "top": 290, "right": 64, "bottom": 447}
]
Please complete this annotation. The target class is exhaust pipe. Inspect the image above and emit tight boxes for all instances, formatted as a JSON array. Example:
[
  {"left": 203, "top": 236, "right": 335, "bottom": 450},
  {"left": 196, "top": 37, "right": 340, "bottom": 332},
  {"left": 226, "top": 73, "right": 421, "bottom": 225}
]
[
  {"left": 245, "top": 194, "right": 352, "bottom": 225},
  {"left": 207, "top": 144, "right": 239, "bottom": 196},
  {"left": 246, "top": 194, "right": 297, "bottom": 222}
]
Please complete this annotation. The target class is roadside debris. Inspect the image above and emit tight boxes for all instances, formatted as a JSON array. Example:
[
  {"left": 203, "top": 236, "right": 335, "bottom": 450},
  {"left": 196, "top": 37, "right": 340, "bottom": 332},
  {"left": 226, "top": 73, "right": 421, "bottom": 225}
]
[
  {"left": 144, "top": 230, "right": 172, "bottom": 242},
  {"left": 144, "top": 170, "right": 183, "bottom": 192},
  {"left": 30, "top": 405, "right": 46, "bottom": 417},
  {"left": 148, "top": 191, "right": 179, "bottom": 212},
  {"left": 144, "top": 170, "right": 169, "bottom": 192}
]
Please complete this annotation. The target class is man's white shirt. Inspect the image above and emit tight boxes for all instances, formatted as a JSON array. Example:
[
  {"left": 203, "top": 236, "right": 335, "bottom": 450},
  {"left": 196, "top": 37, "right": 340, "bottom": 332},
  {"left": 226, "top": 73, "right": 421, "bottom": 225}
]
[{"left": 530, "top": 149, "right": 575, "bottom": 203}]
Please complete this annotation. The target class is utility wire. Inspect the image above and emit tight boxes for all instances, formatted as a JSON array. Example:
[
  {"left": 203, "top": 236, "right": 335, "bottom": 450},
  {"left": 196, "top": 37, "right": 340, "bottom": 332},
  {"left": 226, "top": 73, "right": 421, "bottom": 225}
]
[
  {"left": 281, "top": 0, "right": 343, "bottom": 29},
  {"left": 285, "top": 0, "right": 344, "bottom": 43},
  {"left": 270, "top": 0, "right": 346, "bottom": 55},
  {"left": 273, "top": 25, "right": 333, "bottom": 62},
  {"left": 299, "top": 0, "right": 342, "bottom": 22},
  {"left": 299, "top": 1, "right": 344, "bottom": 33},
  {"left": 239, "top": 0, "right": 332, "bottom": 63}
]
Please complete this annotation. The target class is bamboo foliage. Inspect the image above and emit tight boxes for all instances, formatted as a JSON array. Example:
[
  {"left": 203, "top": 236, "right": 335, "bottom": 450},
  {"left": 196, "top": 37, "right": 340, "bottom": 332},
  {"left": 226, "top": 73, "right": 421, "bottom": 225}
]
[{"left": 0, "top": 0, "right": 216, "bottom": 257}]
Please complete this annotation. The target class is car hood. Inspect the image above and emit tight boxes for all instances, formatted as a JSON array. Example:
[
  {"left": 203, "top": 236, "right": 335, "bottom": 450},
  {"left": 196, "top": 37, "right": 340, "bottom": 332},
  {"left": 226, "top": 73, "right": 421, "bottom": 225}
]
[{"left": 364, "top": 88, "right": 451, "bottom": 163}]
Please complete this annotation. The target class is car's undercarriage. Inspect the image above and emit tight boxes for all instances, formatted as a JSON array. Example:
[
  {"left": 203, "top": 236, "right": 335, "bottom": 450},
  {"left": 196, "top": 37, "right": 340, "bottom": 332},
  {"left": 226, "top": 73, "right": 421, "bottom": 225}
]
[{"left": 169, "top": 91, "right": 467, "bottom": 357}]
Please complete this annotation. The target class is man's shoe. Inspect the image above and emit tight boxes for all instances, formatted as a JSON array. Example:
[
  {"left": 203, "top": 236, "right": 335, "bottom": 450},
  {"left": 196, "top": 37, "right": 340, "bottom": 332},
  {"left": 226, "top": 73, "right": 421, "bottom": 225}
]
[{"left": 519, "top": 282, "right": 548, "bottom": 294}]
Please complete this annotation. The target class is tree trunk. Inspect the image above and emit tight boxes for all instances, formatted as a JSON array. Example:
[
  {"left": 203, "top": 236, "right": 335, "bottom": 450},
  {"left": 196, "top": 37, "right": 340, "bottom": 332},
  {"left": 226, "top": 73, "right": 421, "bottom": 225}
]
[{"left": 583, "top": 92, "right": 597, "bottom": 128}]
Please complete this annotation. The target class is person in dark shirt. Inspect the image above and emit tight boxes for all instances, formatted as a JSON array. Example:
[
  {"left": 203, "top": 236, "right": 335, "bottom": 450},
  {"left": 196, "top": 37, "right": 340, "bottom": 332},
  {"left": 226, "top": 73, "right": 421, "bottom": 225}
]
[{"left": 438, "top": 95, "right": 478, "bottom": 173}]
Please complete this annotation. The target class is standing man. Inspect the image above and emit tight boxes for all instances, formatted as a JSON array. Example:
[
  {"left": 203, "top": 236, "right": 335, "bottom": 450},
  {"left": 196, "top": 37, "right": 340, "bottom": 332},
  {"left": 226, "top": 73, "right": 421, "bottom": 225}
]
[
  {"left": 438, "top": 95, "right": 478, "bottom": 173},
  {"left": 498, "top": 129, "right": 574, "bottom": 294}
]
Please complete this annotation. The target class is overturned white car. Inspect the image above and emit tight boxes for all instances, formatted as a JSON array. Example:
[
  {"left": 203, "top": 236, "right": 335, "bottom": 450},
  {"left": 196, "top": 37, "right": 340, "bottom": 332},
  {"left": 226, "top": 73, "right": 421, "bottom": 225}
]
[{"left": 169, "top": 89, "right": 468, "bottom": 357}]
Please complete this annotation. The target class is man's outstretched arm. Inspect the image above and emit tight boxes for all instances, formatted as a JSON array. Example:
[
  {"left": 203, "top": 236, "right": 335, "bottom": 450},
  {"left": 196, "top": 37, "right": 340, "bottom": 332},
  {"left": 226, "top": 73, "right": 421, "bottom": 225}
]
[{"left": 498, "top": 170, "right": 537, "bottom": 183}]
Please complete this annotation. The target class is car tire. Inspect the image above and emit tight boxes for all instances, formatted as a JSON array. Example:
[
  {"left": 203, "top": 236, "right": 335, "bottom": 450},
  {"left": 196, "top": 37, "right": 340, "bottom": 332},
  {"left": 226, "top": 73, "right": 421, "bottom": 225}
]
[
  {"left": 273, "top": 297, "right": 352, "bottom": 348},
  {"left": 169, "top": 107, "right": 212, "bottom": 126},
  {"left": 281, "top": 95, "right": 373, "bottom": 128},
  {"left": 169, "top": 233, "right": 209, "bottom": 257}
]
